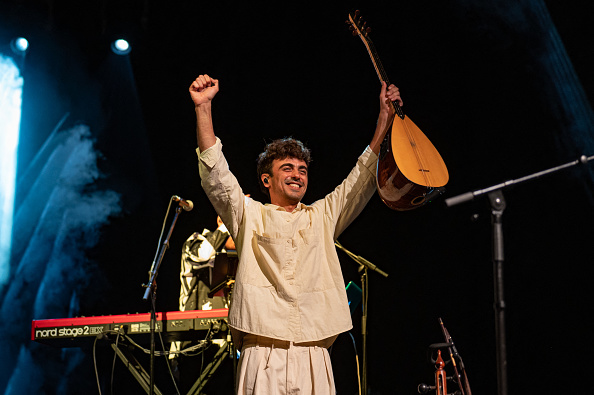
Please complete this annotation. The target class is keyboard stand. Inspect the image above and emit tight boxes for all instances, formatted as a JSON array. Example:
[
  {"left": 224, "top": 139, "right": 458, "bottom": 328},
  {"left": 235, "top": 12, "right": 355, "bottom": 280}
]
[
  {"left": 111, "top": 340, "right": 165, "bottom": 395},
  {"left": 187, "top": 340, "right": 229, "bottom": 394},
  {"left": 110, "top": 335, "right": 233, "bottom": 394}
]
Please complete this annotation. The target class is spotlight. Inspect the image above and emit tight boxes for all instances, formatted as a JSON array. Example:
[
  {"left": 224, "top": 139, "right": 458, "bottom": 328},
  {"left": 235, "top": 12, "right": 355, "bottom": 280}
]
[
  {"left": 10, "top": 37, "right": 29, "bottom": 53},
  {"left": 111, "top": 39, "right": 131, "bottom": 55}
]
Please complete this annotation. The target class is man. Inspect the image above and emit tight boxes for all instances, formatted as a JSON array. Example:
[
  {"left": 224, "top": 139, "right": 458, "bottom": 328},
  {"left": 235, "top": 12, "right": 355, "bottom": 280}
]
[
  {"left": 190, "top": 74, "right": 401, "bottom": 394},
  {"left": 177, "top": 216, "right": 235, "bottom": 313},
  {"left": 170, "top": 216, "right": 236, "bottom": 392}
]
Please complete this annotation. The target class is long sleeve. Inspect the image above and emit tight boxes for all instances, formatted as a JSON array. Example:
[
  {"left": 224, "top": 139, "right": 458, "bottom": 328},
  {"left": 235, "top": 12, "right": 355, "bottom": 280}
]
[{"left": 197, "top": 138, "right": 246, "bottom": 242}]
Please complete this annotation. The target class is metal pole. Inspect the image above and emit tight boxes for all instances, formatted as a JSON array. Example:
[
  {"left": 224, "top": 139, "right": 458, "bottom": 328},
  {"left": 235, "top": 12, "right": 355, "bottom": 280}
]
[{"left": 489, "top": 191, "right": 507, "bottom": 395}]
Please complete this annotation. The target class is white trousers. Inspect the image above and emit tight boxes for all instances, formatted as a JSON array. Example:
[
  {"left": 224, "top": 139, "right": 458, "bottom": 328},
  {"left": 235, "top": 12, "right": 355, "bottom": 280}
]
[{"left": 236, "top": 334, "right": 336, "bottom": 395}]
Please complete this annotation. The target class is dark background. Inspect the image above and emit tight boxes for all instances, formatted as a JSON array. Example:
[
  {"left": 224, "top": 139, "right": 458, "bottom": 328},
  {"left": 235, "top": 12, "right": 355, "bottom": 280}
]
[{"left": 1, "top": 1, "right": 593, "bottom": 394}]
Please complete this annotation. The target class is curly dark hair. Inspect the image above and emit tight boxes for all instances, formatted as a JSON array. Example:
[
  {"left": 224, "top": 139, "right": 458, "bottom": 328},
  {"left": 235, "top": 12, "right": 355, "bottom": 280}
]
[{"left": 257, "top": 138, "right": 312, "bottom": 196}]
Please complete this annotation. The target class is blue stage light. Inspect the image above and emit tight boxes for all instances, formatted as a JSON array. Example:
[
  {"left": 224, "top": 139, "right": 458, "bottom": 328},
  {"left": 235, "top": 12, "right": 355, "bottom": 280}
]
[
  {"left": 10, "top": 37, "right": 29, "bottom": 53},
  {"left": 111, "top": 39, "right": 131, "bottom": 55},
  {"left": 0, "top": 54, "right": 23, "bottom": 286}
]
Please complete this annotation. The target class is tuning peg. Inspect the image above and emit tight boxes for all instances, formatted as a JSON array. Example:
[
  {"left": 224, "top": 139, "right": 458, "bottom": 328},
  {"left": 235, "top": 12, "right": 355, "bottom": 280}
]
[
  {"left": 366, "top": 27, "right": 371, "bottom": 34},
  {"left": 354, "top": 10, "right": 360, "bottom": 17},
  {"left": 348, "top": 25, "right": 355, "bottom": 31},
  {"left": 352, "top": 30, "right": 358, "bottom": 36}
]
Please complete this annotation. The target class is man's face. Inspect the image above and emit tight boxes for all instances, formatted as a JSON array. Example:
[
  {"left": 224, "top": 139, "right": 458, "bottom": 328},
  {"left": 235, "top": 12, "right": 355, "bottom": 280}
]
[{"left": 264, "top": 157, "right": 308, "bottom": 208}]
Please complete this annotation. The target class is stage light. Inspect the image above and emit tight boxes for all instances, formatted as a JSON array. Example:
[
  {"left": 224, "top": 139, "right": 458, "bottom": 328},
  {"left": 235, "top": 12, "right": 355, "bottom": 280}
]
[
  {"left": 10, "top": 37, "right": 29, "bottom": 53},
  {"left": 0, "top": 54, "right": 23, "bottom": 287},
  {"left": 111, "top": 39, "right": 131, "bottom": 55}
]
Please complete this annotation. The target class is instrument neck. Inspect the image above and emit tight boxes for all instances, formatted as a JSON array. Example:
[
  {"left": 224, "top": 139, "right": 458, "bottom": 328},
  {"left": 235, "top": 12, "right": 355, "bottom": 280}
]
[{"left": 362, "top": 35, "right": 405, "bottom": 119}]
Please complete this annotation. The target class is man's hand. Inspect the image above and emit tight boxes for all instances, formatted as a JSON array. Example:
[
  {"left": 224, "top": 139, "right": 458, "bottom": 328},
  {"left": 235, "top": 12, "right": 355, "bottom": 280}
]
[
  {"left": 369, "top": 82, "right": 403, "bottom": 155},
  {"left": 192, "top": 74, "right": 219, "bottom": 151},
  {"left": 379, "top": 81, "right": 402, "bottom": 118},
  {"left": 189, "top": 74, "right": 219, "bottom": 107}
]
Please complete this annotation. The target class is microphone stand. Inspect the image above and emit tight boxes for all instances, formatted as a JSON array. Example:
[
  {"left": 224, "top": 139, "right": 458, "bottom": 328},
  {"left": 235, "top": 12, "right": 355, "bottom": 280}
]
[
  {"left": 335, "top": 241, "right": 389, "bottom": 395},
  {"left": 444, "top": 154, "right": 594, "bottom": 395},
  {"left": 142, "top": 200, "right": 186, "bottom": 395}
]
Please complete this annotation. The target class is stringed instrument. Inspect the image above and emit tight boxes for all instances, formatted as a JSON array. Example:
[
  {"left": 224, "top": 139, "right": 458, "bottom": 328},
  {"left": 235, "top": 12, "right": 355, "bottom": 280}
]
[{"left": 347, "top": 11, "right": 449, "bottom": 211}]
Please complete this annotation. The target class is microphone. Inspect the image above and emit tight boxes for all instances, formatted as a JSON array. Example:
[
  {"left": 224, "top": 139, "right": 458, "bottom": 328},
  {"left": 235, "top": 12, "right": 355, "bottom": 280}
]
[
  {"left": 172, "top": 195, "right": 194, "bottom": 211},
  {"left": 417, "top": 383, "right": 435, "bottom": 394}
]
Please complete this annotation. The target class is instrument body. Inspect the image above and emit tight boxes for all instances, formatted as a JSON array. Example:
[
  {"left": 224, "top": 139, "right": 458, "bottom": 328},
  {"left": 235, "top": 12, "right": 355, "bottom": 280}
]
[
  {"left": 377, "top": 116, "right": 448, "bottom": 209},
  {"left": 31, "top": 308, "right": 229, "bottom": 347},
  {"left": 348, "top": 11, "right": 449, "bottom": 210}
]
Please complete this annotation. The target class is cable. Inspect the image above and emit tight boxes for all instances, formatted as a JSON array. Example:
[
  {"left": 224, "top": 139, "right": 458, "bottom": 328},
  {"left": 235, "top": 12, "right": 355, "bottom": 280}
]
[
  {"left": 348, "top": 332, "right": 362, "bottom": 395},
  {"left": 110, "top": 329, "right": 122, "bottom": 395},
  {"left": 94, "top": 327, "right": 216, "bottom": 395},
  {"left": 117, "top": 324, "right": 214, "bottom": 358},
  {"left": 148, "top": 199, "right": 174, "bottom": 275},
  {"left": 93, "top": 336, "right": 103, "bottom": 395},
  {"left": 156, "top": 329, "right": 181, "bottom": 395}
]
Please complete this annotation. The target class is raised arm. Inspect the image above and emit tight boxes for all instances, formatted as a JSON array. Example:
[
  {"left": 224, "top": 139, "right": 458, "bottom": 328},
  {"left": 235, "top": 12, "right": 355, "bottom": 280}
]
[
  {"left": 189, "top": 74, "right": 219, "bottom": 152},
  {"left": 368, "top": 82, "right": 402, "bottom": 155}
]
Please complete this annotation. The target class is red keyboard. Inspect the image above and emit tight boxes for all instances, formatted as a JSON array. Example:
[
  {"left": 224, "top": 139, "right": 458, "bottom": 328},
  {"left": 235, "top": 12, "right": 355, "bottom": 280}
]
[{"left": 32, "top": 308, "right": 229, "bottom": 347}]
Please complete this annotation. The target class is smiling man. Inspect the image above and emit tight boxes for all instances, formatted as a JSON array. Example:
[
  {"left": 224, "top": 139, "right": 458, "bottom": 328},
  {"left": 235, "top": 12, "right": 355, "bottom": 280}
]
[
  {"left": 190, "top": 74, "right": 401, "bottom": 395},
  {"left": 257, "top": 141, "right": 310, "bottom": 212}
]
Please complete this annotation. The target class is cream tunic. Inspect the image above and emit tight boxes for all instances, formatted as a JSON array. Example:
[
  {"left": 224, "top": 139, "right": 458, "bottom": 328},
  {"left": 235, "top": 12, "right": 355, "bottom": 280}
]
[{"left": 198, "top": 138, "right": 378, "bottom": 345}]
